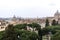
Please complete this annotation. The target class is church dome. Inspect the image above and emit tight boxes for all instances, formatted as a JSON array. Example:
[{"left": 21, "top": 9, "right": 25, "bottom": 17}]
[{"left": 54, "top": 10, "right": 60, "bottom": 16}]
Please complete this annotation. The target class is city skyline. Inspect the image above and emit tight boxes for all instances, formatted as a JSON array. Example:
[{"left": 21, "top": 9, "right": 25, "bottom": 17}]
[{"left": 0, "top": 0, "right": 60, "bottom": 18}]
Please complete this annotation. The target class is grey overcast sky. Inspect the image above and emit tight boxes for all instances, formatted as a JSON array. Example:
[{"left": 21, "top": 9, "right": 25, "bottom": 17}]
[{"left": 0, "top": 0, "right": 60, "bottom": 18}]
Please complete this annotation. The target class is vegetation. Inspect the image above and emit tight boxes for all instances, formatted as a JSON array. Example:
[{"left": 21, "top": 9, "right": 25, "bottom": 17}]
[
  {"left": 0, "top": 23, "right": 41, "bottom": 40},
  {"left": 15, "top": 29, "right": 39, "bottom": 40},
  {"left": 52, "top": 19, "right": 57, "bottom": 26},
  {"left": 14, "top": 23, "right": 27, "bottom": 30},
  {"left": 1, "top": 24, "right": 18, "bottom": 40},
  {"left": 28, "top": 23, "right": 42, "bottom": 40},
  {"left": 45, "top": 19, "right": 49, "bottom": 27},
  {"left": 51, "top": 32, "right": 60, "bottom": 40},
  {"left": 0, "top": 22, "right": 60, "bottom": 40},
  {"left": 44, "top": 25, "right": 60, "bottom": 40},
  {"left": 0, "top": 31, "right": 5, "bottom": 40}
]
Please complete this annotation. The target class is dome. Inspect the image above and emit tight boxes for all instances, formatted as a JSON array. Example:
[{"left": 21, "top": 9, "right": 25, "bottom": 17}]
[
  {"left": 13, "top": 15, "right": 16, "bottom": 18},
  {"left": 54, "top": 10, "right": 60, "bottom": 16}
]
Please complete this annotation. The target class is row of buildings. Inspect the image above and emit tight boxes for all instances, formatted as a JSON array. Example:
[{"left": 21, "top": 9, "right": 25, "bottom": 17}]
[{"left": 0, "top": 10, "right": 60, "bottom": 31}]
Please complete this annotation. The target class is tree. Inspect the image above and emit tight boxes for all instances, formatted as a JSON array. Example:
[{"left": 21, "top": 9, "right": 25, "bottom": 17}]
[
  {"left": 32, "top": 23, "right": 39, "bottom": 31},
  {"left": 28, "top": 23, "right": 41, "bottom": 31},
  {"left": 56, "top": 21, "right": 58, "bottom": 25},
  {"left": 14, "top": 23, "right": 27, "bottom": 30},
  {"left": 45, "top": 19, "right": 49, "bottom": 27},
  {"left": 42, "top": 28, "right": 50, "bottom": 35},
  {"left": 51, "top": 32, "right": 60, "bottom": 40},
  {"left": 15, "top": 29, "right": 38, "bottom": 40},
  {"left": 1, "top": 24, "right": 18, "bottom": 40},
  {"left": 28, "top": 23, "right": 42, "bottom": 40},
  {"left": 0, "top": 23, "right": 43, "bottom": 40},
  {"left": 31, "top": 23, "right": 42, "bottom": 40},
  {"left": 38, "top": 28, "right": 42, "bottom": 40},
  {"left": 0, "top": 31, "right": 5, "bottom": 40},
  {"left": 29, "top": 32, "right": 38, "bottom": 40},
  {"left": 52, "top": 19, "right": 56, "bottom": 26}
]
